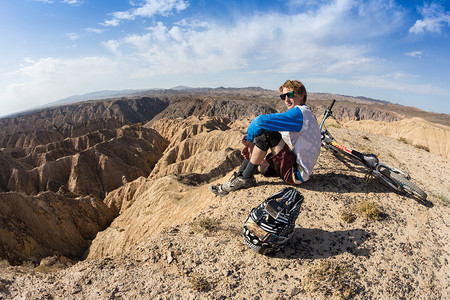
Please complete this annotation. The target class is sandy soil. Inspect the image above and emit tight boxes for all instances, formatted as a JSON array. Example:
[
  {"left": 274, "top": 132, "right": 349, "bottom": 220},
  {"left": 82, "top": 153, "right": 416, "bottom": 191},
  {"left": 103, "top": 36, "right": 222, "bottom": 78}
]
[{"left": 1, "top": 126, "right": 449, "bottom": 300}]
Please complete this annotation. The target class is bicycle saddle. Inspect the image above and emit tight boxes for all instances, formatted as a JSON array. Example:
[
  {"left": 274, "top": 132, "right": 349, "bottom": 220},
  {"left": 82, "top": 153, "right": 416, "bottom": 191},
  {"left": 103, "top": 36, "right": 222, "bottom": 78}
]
[{"left": 362, "top": 154, "right": 379, "bottom": 169}]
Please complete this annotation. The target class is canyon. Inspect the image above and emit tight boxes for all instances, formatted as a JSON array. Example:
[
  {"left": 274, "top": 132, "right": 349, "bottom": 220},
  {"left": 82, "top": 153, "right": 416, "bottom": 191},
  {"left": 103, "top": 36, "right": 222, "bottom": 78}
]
[{"left": 0, "top": 88, "right": 448, "bottom": 299}]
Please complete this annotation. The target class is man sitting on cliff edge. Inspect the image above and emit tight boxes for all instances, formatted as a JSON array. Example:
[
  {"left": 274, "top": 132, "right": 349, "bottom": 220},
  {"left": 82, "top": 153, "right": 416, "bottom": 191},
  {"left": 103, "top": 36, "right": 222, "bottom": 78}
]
[{"left": 209, "top": 80, "right": 322, "bottom": 196}]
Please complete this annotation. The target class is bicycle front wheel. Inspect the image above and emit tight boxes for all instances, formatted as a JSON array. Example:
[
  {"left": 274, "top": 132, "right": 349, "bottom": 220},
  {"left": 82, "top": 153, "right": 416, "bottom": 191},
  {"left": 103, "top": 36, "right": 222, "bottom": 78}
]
[{"left": 379, "top": 168, "right": 427, "bottom": 201}]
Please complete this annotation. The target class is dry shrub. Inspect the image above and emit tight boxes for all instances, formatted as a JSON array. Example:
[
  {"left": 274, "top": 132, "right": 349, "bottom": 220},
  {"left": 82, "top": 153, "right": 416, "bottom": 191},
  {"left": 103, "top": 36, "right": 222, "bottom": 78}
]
[
  {"left": 34, "top": 265, "right": 54, "bottom": 274},
  {"left": 327, "top": 122, "right": 342, "bottom": 128},
  {"left": 414, "top": 144, "right": 430, "bottom": 152},
  {"left": 355, "top": 200, "right": 382, "bottom": 221},
  {"left": 340, "top": 211, "right": 356, "bottom": 223},
  {"left": 438, "top": 193, "right": 449, "bottom": 206},
  {"left": 191, "top": 217, "right": 220, "bottom": 236},
  {"left": 188, "top": 273, "right": 211, "bottom": 292},
  {"left": 397, "top": 137, "right": 409, "bottom": 144},
  {"left": 0, "top": 259, "right": 9, "bottom": 267},
  {"left": 302, "top": 261, "right": 357, "bottom": 299}
]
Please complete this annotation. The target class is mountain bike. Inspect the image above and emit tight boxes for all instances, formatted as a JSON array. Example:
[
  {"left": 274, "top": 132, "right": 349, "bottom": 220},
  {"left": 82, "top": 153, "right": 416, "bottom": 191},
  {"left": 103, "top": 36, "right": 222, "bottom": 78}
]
[{"left": 319, "top": 100, "right": 427, "bottom": 201}]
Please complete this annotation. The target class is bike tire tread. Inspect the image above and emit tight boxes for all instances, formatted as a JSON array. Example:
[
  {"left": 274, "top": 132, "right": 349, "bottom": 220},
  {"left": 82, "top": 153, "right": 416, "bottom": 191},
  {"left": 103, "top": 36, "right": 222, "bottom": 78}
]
[{"left": 380, "top": 168, "right": 427, "bottom": 200}]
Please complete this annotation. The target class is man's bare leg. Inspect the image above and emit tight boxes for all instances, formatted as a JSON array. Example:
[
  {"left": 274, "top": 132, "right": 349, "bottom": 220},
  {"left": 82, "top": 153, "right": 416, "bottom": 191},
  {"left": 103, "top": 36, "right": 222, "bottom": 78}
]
[
  {"left": 250, "top": 140, "right": 285, "bottom": 164},
  {"left": 249, "top": 146, "right": 267, "bottom": 165},
  {"left": 254, "top": 140, "right": 285, "bottom": 173},
  {"left": 270, "top": 139, "right": 286, "bottom": 156}
]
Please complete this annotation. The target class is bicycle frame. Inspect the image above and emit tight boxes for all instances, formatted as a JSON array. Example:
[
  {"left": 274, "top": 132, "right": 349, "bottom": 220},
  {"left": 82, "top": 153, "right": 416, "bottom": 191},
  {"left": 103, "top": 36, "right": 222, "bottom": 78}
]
[
  {"left": 318, "top": 100, "right": 418, "bottom": 195},
  {"left": 319, "top": 100, "right": 373, "bottom": 169}
]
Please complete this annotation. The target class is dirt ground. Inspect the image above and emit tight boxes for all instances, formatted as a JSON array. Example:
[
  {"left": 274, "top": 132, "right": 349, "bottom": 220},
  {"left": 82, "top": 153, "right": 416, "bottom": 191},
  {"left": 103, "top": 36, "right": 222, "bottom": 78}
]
[{"left": 1, "top": 126, "right": 449, "bottom": 300}]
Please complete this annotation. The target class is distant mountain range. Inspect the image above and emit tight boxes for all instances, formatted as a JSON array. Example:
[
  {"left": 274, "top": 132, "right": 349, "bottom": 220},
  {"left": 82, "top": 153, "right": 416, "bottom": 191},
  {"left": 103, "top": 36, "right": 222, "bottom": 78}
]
[
  {"left": 52, "top": 89, "right": 153, "bottom": 105},
  {"left": 2, "top": 87, "right": 448, "bottom": 128},
  {"left": 49, "top": 86, "right": 392, "bottom": 107}
]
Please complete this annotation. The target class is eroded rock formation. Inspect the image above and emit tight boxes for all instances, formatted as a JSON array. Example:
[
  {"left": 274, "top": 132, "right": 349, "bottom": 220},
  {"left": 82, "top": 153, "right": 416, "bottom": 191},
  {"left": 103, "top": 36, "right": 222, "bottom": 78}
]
[
  {"left": 1, "top": 125, "right": 168, "bottom": 198},
  {"left": 0, "top": 97, "right": 169, "bottom": 147},
  {"left": 0, "top": 191, "right": 114, "bottom": 265},
  {"left": 0, "top": 89, "right": 448, "bottom": 267}
]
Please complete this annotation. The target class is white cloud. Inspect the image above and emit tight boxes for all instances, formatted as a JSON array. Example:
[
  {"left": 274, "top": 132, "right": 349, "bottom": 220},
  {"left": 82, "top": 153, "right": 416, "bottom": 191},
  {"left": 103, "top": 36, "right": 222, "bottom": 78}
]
[
  {"left": 101, "top": 19, "right": 121, "bottom": 27},
  {"left": 325, "top": 56, "right": 376, "bottom": 74},
  {"left": 102, "top": 0, "right": 189, "bottom": 27},
  {"left": 85, "top": 27, "right": 104, "bottom": 34},
  {"left": 308, "top": 73, "right": 447, "bottom": 96},
  {"left": 31, "top": 0, "right": 55, "bottom": 3},
  {"left": 101, "top": 0, "right": 403, "bottom": 76},
  {"left": 102, "top": 40, "right": 121, "bottom": 56},
  {"left": 66, "top": 28, "right": 104, "bottom": 42},
  {"left": 4, "top": 0, "right": 447, "bottom": 116},
  {"left": 405, "top": 50, "right": 423, "bottom": 58},
  {"left": 409, "top": 2, "right": 450, "bottom": 34},
  {"left": 62, "top": 0, "right": 83, "bottom": 5},
  {"left": 32, "top": 0, "right": 82, "bottom": 4},
  {"left": 132, "top": 0, "right": 189, "bottom": 17},
  {"left": 67, "top": 33, "right": 81, "bottom": 40},
  {"left": 353, "top": 74, "right": 448, "bottom": 95},
  {"left": 174, "top": 19, "right": 209, "bottom": 29},
  {"left": 0, "top": 57, "right": 122, "bottom": 116}
]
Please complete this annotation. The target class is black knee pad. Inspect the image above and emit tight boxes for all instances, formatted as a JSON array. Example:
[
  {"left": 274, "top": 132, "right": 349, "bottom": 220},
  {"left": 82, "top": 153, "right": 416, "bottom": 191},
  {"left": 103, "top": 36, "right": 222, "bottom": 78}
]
[{"left": 253, "top": 131, "right": 282, "bottom": 151}]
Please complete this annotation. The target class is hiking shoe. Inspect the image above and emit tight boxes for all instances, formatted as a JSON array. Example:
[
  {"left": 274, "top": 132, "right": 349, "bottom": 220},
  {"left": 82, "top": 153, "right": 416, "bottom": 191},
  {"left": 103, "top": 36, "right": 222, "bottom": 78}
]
[{"left": 209, "top": 172, "right": 256, "bottom": 196}]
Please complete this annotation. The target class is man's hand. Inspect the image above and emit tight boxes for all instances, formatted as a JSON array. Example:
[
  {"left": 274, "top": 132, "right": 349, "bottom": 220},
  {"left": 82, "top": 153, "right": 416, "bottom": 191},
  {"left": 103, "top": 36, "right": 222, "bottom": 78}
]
[{"left": 240, "top": 135, "right": 254, "bottom": 160}]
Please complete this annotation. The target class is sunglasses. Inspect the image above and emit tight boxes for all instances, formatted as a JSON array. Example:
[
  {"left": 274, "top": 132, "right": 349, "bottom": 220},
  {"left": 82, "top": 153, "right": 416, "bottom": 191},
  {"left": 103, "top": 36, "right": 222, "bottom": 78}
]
[{"left": 280, "top": 91, "right": 295, "bottom": 100}]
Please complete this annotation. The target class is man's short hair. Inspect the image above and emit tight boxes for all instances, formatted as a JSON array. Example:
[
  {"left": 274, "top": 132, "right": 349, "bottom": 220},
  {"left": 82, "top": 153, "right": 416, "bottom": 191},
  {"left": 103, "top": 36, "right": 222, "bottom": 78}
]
[{"left": 279, "top": 80, "right": 307, "bottom": 102}]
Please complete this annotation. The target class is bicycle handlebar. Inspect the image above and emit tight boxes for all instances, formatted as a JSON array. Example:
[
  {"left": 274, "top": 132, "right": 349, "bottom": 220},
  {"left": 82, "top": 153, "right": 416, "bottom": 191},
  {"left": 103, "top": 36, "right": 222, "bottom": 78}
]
[
  {"left": 326, "top": 99, "right": 336, "bottom": 114},
  {"left": 319, "top": 99, "right": 337, "bottom": 131}
]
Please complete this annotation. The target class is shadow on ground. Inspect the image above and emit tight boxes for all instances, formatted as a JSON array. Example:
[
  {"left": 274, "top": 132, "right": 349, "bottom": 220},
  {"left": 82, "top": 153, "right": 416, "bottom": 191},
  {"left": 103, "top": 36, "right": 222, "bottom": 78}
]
[
  {"left": 274, "top": 228, "right": 371, "bottom": 260},
  {"left": 301, "top": 173, "right": 433, "bottom": 207}
]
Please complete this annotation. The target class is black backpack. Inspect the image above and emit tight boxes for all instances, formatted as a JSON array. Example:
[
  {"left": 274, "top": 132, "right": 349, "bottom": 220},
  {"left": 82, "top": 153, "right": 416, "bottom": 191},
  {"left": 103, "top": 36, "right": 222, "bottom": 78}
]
[{"left": 242, "top": 187, "right": 304, "bottom": 254}]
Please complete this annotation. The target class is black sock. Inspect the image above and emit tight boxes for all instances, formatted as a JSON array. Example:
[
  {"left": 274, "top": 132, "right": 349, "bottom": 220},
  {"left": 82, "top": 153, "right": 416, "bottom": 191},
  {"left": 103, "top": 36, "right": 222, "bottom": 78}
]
[
  {"left": 242, "top": 162, "right": 258, "bottom": 179},
  {"left": 238, "top": 159, "right": 249, "bottom": 175}
]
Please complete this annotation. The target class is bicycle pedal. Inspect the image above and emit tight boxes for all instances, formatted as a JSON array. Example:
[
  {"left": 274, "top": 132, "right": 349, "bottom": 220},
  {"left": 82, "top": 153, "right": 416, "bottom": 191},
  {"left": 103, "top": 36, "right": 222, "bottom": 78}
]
[{"left": 364, "top": 173, "right": 375, "bottom": 182}]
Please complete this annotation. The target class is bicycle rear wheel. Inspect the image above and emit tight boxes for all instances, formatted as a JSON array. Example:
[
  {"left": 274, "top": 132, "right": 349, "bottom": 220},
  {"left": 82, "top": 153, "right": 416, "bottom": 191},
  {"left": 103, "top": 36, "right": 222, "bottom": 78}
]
[{"left": 379, "top": 168, "right": 427, "bottom": 200}]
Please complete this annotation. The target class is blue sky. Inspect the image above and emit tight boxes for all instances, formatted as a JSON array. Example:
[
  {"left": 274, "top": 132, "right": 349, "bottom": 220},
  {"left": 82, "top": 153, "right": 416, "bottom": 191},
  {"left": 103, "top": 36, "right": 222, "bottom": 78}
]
[{"left": 0, "top": 0, "right": 449, "bottom": 117}]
